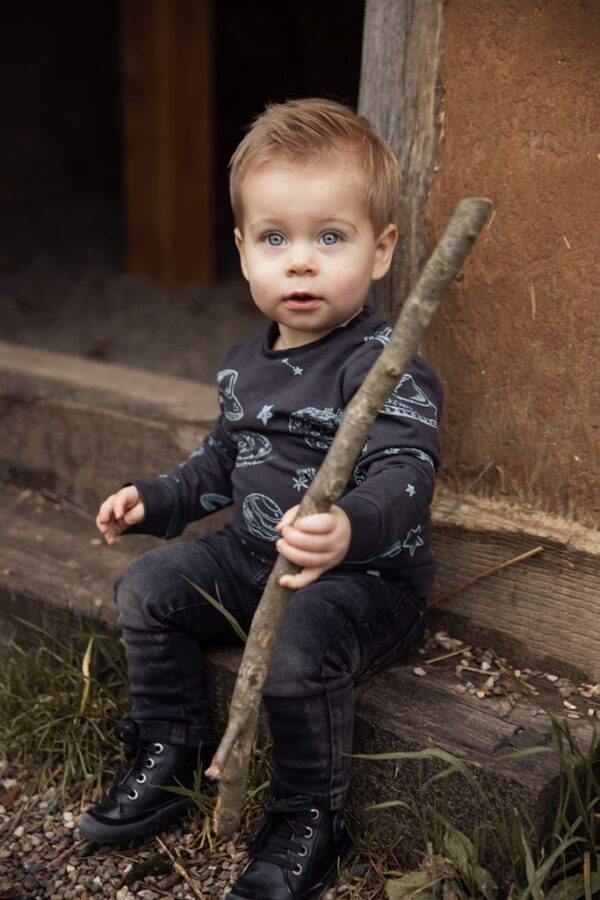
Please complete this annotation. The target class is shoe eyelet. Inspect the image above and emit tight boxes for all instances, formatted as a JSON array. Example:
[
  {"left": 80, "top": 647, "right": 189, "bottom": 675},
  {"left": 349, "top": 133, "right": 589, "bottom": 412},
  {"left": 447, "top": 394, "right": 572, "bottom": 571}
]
[
  {"left": 128, "top": 789, "right": 139, "bottom": 800},
  {"left": 304, "top": 826, "right": 313, "bottom": 839},
  {"left": 310, "top": 808, "right": 320, "bottom": 820},
  {"left": 135, "top": 773, "right": 147, "bottom": 784},
  {"left": 298, "top": 844, "right": 307, "bottom": 858},
  {"left": 292, "top": 863, "right": 303, "bottom": 876},
  {"left": 153, "top": 742, "right": 164, "bottom": 754},
  {"left": 145, "top": 757, "right": 155, "bottom": 769}
]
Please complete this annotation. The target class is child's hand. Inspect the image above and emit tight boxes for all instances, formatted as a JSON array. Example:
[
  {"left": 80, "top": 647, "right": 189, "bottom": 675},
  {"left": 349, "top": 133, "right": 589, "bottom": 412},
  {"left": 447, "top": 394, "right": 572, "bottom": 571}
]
[
  {"left": 96, "top": 485, "right": 145, "bottom": 545},
  {"left": 276, "top": 504, "right": 352, "bottom": 590}
]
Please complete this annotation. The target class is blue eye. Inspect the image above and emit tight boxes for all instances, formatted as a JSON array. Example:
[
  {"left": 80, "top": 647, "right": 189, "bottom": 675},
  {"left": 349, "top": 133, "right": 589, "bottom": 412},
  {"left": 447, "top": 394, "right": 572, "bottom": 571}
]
[
  {"left": 320, "top": 231, "right": 340, "bottom": 245},
  {"left": 265, "top": 233, "right": 285, "bottom": 247}
]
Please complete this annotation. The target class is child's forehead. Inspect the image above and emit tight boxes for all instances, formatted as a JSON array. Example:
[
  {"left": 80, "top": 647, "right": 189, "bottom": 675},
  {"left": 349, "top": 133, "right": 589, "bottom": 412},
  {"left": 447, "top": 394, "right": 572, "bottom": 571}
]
[
  {"left": 240, "top": 156, "right": 366, "bottom": 201},
  {"left": 242, "top": 151, "right": 364, "bottom": 189}
]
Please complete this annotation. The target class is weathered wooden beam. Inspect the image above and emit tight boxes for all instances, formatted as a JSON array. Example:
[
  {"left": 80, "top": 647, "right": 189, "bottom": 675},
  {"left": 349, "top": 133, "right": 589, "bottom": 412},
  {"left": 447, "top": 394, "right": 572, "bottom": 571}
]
[
  {"left": 359, "top": 0, "right": 444, "bottom": 320},
  {"left": 121, "top": 0, "right": 214, "bottom": 286},
  {"left": 430, "top": 487, "right": 600, "bottom": 682},
  {"left": 3, "top": 346, "right": 599, "bottom": 680}
]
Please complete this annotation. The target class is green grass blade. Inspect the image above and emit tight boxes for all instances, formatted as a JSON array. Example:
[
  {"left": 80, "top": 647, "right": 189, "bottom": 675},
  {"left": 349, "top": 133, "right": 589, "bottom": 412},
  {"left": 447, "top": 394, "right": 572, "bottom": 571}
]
[{"left": 181, "top": 576, "right": 247, "bottom": 642}]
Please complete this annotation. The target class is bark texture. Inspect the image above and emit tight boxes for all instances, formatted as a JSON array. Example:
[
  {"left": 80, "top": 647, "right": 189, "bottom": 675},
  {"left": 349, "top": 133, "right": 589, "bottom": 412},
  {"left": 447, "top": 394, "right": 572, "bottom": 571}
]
[
  {"left": 207, "top": 197, "right": 492, "bottom": 837},
  {"left": 358, "top": 0, "right": 444, "bottom": 320}
]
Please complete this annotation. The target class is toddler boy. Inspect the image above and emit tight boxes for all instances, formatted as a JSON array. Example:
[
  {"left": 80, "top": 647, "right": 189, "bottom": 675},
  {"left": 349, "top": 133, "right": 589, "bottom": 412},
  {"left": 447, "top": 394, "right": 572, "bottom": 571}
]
[{"left": 79, "top": 98, "right": 442, "bottom": 900}]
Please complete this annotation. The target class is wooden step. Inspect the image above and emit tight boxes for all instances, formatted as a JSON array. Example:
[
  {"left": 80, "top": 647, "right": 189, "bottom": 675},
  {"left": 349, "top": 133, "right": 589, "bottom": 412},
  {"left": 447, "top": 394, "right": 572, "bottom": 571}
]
[
  {"left": 1, "top": 338, "right": 599, "bottom": 680},
  {"left": 0, "top": 479, "right": 595, "bottom": 883},
  {"left": 0, "top": 339, "right": 218, "bottom": 513}
]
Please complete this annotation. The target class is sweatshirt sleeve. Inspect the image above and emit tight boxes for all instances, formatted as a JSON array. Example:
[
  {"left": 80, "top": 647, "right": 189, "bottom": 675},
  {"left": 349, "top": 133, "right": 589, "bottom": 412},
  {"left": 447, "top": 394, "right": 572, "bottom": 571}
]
[
  {"left": 127, "top": 415, "right": 237, "bottom": 539},
  {"left": 336, "top": 349, "right": 442, "bottom": 563}
]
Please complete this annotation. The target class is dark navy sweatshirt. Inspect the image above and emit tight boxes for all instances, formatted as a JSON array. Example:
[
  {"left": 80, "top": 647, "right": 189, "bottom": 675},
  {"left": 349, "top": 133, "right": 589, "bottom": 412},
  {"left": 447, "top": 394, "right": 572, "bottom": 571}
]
[{"left": 132, "top": 307, "right": 443, "bottom": 598}]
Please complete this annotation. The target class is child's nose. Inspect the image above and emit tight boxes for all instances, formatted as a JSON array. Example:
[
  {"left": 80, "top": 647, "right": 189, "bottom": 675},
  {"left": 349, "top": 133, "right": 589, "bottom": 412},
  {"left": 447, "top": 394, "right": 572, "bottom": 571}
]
[{"left": 285, "top": 244, "right": 317, "bottom": 276}]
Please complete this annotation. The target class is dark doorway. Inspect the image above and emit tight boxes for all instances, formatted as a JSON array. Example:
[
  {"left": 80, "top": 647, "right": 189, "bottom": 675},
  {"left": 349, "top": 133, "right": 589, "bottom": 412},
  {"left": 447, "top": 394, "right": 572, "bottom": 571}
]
[{"left": 0, "top": 1, "right": 365, "bottom": 375}]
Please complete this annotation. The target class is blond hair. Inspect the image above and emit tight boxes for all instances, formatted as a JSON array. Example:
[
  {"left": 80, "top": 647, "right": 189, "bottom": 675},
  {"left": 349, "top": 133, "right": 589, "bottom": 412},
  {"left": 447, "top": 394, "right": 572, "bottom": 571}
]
[{"left": 229, "top": 98, "right": 401, "bottom": 234}]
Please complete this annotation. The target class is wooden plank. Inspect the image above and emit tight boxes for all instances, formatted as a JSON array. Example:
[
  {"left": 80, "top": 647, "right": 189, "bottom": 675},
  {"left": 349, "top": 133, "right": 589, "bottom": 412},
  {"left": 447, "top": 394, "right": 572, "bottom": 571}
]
[
  {"left": 2, "top": 344, "right": 598, "bottom": 678},
  {"left": 431, "top": 488, "right": 600, "bottom": 681},
  {"left": 0, "top": 482, "right": 228, "bottom": 640},
  {"left": 358, "top": 0, "right": 444, "bottom": 319},
  {"left": 0, "top": 343, "right": 218, "bottom": 511},
  {"left": 121, "top": 0, "right": 214, "bottom": 286},
  {"left": 0, "top": 340, "right": 218, "bottom": 424}
]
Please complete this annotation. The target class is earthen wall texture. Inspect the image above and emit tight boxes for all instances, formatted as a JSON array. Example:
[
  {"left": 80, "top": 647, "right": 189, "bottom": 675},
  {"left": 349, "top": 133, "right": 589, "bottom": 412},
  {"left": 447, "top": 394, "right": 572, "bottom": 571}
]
[{"left": 425, "top": 0, "right": 599, "bottom": 528}]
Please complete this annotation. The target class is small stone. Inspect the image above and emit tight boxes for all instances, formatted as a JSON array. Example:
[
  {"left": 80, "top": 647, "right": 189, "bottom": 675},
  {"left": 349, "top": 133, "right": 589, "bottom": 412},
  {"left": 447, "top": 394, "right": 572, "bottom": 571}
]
[
  {"left": 563, "top": 700, "right": 577, "bottom": 711},
  {"left": 588, "top": 709, "right": 596, "bottom": 717},
  {"left": 476, "top": 690, "right": 486, "bottom": 699},
  {"left": 567, "top": 713, "right": 581, "bottom": 719},
  {"left": 413, "top": 666, "right": 426, "bottom": 677},
  {"left": 546, "top": 674, "right": 559, "bottom": 682},
  {"left": 28, "top": 862, "right": 46, "bottom": 874},
  {"left": 116, "top": 889, "right": 134, "bottom": 900},
  {"left": 559, "top": 682, "right": 576, "bottom": 698},
  {"left": 13, "top": 825, "right": 24, "bottom": 838},
  {"left": 480, "top": 660, "right": 491, "bottom": 671}
]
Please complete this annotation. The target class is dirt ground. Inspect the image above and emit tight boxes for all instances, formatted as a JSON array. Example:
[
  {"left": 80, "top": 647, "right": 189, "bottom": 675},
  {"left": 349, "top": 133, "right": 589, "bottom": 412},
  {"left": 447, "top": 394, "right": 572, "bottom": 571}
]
[{"left": 0, "top": 197, "right": 264, "bottom": 384}]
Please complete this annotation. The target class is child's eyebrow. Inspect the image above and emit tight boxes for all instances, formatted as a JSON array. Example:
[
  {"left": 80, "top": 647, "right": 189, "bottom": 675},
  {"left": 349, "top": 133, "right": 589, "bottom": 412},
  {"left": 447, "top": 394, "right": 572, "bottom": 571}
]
[{"left": 246, "top": 216, "right": 359, "bottom": 234}]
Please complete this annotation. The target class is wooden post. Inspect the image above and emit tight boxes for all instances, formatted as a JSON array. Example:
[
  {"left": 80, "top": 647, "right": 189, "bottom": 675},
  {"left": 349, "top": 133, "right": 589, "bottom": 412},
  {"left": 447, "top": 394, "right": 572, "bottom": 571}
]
[
  {"left": 359, "top": 0, "right": 444, "bottom": 320},
  {"left": 120, "top": 0, "right": 214, "bottom": 286}
]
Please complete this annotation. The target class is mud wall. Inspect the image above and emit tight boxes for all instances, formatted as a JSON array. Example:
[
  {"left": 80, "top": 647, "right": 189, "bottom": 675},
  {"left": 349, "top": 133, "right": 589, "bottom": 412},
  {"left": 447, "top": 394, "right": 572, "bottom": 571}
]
[{"left": 425, "top": 0, "right": 599, "bottom": 528}]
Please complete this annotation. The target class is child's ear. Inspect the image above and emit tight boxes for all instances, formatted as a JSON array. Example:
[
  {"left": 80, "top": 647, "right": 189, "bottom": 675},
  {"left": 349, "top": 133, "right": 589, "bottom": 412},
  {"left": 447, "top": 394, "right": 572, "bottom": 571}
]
[
  {"left": 371, "top": 223, "right": 398, "bottom": 281},
  {"left": 234, "top": 227, "right": 250, "bottom": 281}
]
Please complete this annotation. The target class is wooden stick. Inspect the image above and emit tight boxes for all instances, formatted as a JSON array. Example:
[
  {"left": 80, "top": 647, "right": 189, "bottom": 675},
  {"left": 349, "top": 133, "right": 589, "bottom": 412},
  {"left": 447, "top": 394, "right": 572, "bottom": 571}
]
[
  {"left": 207, "top": 197, "right": 492, "bottom": 837},
  {"left": 427, "top": 545, "right": 544, "bottom": 608},
  {"left": 155, "top": 837, "right": 204, "bottom": 900}
]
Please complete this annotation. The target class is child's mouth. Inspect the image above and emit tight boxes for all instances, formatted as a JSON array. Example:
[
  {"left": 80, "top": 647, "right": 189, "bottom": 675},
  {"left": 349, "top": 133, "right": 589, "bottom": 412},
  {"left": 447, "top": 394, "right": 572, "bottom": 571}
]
[{"left": 284, "top": 293, "right": 321, "bottom": 310}]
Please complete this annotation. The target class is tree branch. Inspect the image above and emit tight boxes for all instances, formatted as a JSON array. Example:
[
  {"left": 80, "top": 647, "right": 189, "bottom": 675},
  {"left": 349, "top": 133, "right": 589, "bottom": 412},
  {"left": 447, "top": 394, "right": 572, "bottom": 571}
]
[{"left": 207, "top": 197, "right": 492, "bottom": 837}]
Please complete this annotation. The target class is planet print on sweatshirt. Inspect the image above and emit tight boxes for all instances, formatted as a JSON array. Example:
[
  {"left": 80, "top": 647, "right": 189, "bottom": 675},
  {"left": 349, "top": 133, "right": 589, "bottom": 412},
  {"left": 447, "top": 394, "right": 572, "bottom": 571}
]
[
  {"left": 242, "top": 493, "right": 283, "bottom": 541},
  {"left": 289, "top": 407, "right": 343, "bottom": 450},
  {"left": 232, "top": 431, "right": 274, "bottom": 467}
]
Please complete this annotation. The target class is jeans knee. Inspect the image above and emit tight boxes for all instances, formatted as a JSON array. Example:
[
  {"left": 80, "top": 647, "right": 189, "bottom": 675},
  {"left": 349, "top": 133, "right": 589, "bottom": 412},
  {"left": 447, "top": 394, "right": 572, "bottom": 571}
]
[{"left": 114, "top": 555, "right": 164, "bottom": 629}]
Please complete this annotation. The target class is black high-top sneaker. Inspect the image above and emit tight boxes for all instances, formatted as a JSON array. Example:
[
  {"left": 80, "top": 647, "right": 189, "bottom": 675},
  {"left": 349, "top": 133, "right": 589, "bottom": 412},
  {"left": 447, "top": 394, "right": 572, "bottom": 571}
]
[
  {"left": 227, "top": 796, "right": 353, "bottom": 900},
  {"left": 78, "top": 718, "right": 210, "bottom": 843}
]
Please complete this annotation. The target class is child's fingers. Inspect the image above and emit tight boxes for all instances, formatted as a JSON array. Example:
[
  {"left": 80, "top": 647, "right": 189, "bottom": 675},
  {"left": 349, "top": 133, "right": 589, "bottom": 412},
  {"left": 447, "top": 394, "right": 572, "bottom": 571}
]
[
  {"left": 279, "top": 566, "right": 322, "bottom": 590},
  {"left": 276, "top": 539, "right": 335, "bottom": 570},
  {"left": 276, "top": 505, "right": 299, "bottom": 532},
  {"left": 277, "top": 525, "right": 337, "bottom": 553},
  {"left": 113, "top": 486, "right": 138, "bottom": 521},
  {"left": 97, "top": 495, "right": 117, "bottom": 525},
  {"left": 123, "top": 502, "right": 144, "bottom": 525},
  {"left": 288, "top": 512, "right": 335, "bottom": 534}
]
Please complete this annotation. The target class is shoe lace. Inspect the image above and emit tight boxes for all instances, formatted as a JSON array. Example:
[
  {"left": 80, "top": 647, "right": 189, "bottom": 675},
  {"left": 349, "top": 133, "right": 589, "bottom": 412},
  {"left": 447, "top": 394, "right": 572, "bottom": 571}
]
[
  {"left": 247, "top": 797, "right": 321, "bottom": 874},
  {"left": 110, "top": 717, "right": 166, "bottom": 801}
]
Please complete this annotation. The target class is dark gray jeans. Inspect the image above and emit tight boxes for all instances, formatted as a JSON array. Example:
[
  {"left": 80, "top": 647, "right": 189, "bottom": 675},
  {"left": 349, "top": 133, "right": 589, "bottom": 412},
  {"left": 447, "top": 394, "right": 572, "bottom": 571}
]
[{"left": 115, "top": 525, "right": 425, "bottom": 810}]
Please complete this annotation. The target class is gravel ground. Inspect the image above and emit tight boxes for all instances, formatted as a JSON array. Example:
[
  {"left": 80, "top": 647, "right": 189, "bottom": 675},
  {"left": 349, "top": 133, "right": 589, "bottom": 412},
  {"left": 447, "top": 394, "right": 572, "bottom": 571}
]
[{"left": 0, "top": 760, "right": 378, "bottom": 900}]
